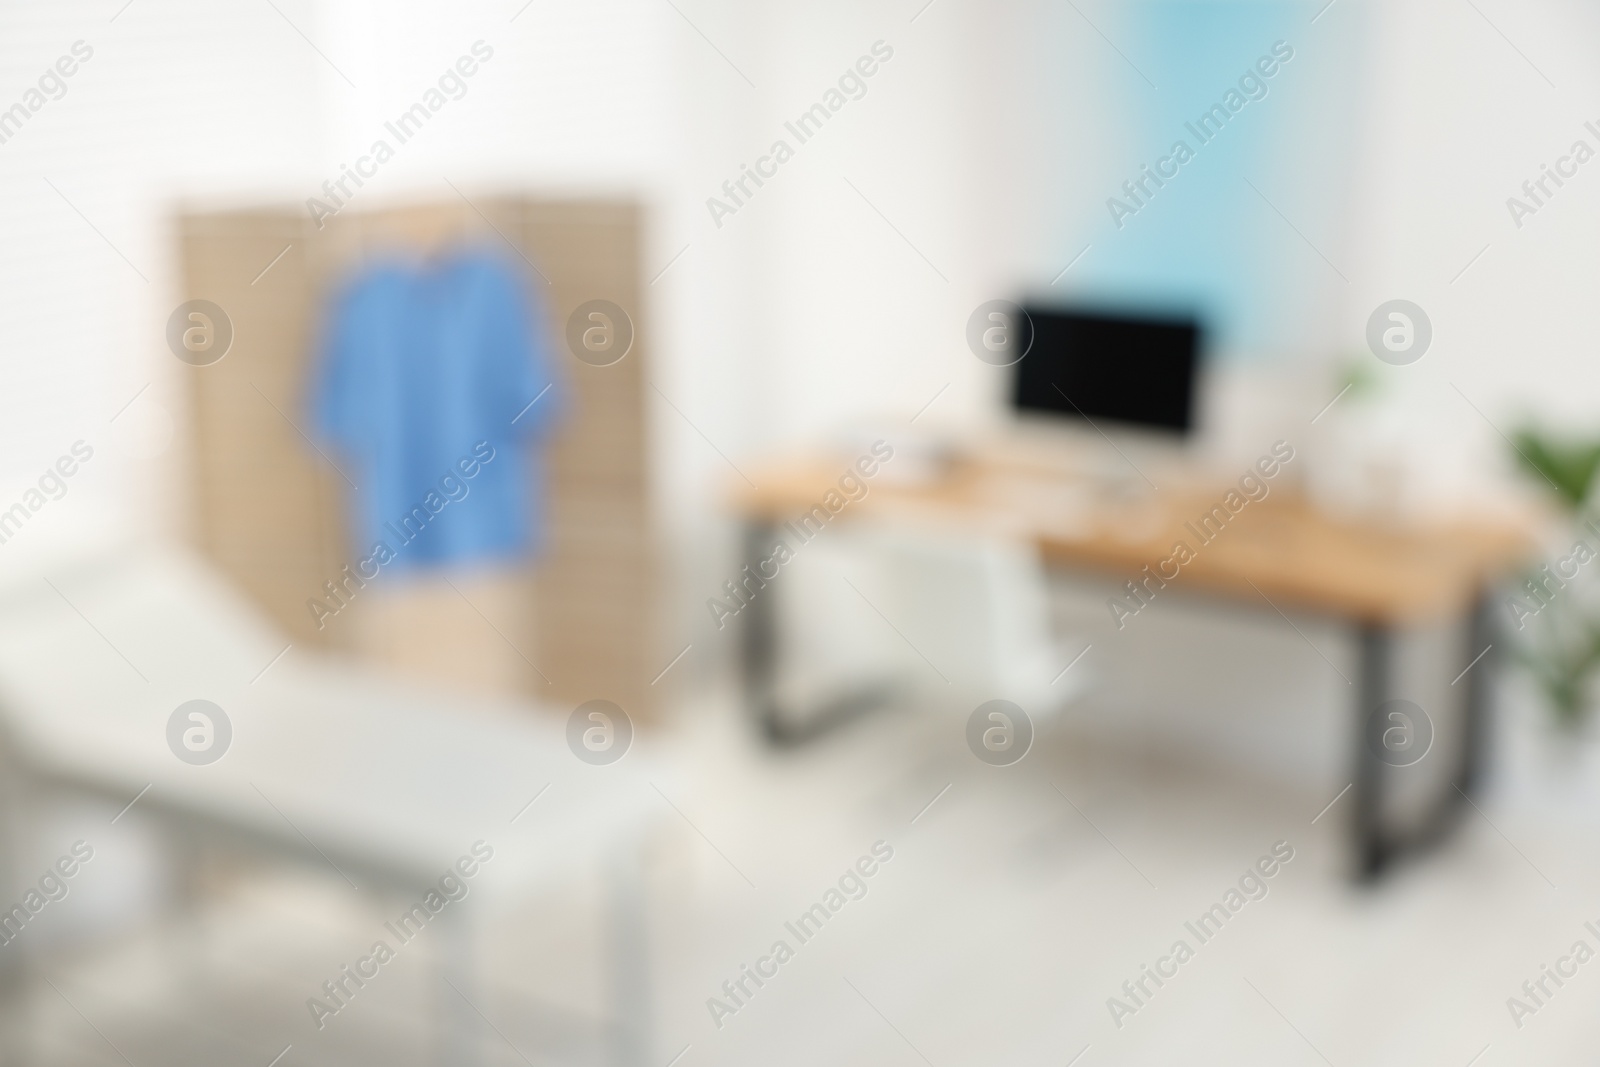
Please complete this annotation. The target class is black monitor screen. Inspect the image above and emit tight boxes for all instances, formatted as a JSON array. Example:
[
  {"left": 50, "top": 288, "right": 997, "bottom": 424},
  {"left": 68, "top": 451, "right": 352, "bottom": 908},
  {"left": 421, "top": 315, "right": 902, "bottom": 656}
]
[{"left": 1011, "top": 307, "right": 1198, "bottom": 434}]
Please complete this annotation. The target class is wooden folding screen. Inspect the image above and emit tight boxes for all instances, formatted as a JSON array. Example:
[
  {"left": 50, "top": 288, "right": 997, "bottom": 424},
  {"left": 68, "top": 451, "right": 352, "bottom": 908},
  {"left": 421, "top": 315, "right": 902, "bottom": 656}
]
[{"left": 174, "top": 198, "right": 656, "bottom": 718}]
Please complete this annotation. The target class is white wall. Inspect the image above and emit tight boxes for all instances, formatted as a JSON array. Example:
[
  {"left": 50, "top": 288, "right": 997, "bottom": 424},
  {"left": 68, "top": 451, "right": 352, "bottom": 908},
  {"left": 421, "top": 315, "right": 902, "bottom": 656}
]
[
  {"left": 0, "top": 0, "right": 324, "bottom": 574},
  {"left": 672, "top": 0, "right": 1123, "bottom": 450},
  {"left": 1341, "top": 0, "right": 1600, "bottom": 496}
]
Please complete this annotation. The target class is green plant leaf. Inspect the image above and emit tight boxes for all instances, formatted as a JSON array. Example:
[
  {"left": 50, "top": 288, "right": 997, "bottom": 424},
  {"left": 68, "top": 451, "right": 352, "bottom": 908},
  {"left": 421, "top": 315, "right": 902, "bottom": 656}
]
[{"left": 1510, "top": 429, "right": 1600, "bottom": 511}]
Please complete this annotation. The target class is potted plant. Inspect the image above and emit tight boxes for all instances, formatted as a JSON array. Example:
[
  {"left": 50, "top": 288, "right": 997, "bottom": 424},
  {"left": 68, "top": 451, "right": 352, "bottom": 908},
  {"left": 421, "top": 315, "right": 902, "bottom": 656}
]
[{"left": 1506, "top": 430, "right": 1600, "bottom": 735}]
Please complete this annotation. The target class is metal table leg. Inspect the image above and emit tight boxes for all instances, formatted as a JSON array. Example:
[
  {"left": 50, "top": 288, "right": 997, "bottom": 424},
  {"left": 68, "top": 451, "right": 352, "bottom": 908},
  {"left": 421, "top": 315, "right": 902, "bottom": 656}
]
[
  {"left": 739, "top": 519, "right": 891, "bottom": 746},
  {"left": 740, "top": 520, "right": 781, "bottom": 742},
  {"left": 1352, "top": 589, "right": 1496, "bottom": 882},
  {"left": 1353, "top": 621, "right": 1393, "bottom": 881},
  {"left": 1454, "top": 592, "right": 1494, "bottom": 798}
]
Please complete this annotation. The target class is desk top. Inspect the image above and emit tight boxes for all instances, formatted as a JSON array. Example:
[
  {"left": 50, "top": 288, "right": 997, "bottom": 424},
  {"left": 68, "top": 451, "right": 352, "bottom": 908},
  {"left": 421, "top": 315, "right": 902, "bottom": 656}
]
[{"left": 731, "top": 455, "right": 1534, "bottom": 626}]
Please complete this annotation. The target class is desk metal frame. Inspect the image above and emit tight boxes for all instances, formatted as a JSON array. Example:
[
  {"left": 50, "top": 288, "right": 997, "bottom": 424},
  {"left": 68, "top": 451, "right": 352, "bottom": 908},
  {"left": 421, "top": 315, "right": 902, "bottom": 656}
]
[
  {"left": 738, "top": 515, "right": 1498, "bottom": 882},
  {"left": 1352, "top": 594, "right": 1494, "bottom": 880}
]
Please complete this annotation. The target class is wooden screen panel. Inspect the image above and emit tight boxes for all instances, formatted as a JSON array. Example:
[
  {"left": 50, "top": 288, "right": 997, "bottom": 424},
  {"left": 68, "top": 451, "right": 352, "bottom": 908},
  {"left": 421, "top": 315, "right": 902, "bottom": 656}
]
[
  {"left": 175, "top": 199, "right": 656, "bottom": 718},
  {"left": 517, "top": 201, "right": 656, "bottom": 718},
  {"left": 175, "top": 210, "right": 349, "bottom": 648}
]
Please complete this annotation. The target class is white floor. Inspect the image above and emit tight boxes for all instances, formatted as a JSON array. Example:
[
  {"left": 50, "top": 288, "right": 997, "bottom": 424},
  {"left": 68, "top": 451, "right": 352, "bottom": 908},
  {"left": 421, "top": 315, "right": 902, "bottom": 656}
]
[{"left": 9, "top": 683, "right": 1600, "bottom": 1066}]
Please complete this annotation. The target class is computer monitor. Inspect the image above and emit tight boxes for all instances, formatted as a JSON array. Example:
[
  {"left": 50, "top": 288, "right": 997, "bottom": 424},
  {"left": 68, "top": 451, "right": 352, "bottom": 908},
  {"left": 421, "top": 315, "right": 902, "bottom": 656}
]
[{"left": 1011, "top": 306, "right": 1199, "bottom": 435}]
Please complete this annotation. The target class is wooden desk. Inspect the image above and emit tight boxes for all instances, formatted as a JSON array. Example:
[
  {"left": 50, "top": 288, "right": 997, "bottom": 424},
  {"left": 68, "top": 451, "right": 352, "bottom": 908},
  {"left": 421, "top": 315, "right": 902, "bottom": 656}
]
[{"left": 731, "top": 452, "right": 1533, "bottom": 880}]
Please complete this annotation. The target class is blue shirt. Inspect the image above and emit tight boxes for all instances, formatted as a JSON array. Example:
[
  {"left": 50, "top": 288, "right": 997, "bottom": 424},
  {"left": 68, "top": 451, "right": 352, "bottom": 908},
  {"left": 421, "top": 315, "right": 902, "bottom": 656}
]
[{"left": 309, "top": 246, "right": 562, "bottom": 572}]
